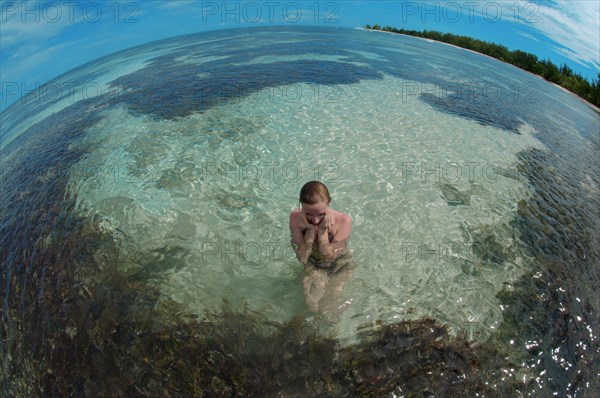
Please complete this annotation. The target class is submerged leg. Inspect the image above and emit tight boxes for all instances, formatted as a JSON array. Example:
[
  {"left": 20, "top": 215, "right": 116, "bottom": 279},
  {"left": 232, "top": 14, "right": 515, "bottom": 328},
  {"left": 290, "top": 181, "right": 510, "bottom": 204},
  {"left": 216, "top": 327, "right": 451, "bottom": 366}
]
[
  {"left": 302, "top": 267, "right": 329, "bottom": 312},
  {"left": 318, "top": 260, "right": 357, "bottom": 315}
]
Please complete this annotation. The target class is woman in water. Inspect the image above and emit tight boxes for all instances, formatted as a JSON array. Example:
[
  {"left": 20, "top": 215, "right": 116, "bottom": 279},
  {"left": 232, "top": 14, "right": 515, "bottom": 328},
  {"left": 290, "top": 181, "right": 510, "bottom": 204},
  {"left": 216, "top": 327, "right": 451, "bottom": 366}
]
[{"left": 289, "top": 181, "right": 355, "bottom": 313}]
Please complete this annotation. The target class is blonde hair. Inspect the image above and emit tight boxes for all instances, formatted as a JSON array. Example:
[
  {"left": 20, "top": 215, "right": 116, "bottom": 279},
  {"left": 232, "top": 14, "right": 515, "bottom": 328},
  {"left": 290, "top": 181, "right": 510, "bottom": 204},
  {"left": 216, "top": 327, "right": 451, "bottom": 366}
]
[{"left": 299, "top": 181, "right": 331, "bottom": 205}]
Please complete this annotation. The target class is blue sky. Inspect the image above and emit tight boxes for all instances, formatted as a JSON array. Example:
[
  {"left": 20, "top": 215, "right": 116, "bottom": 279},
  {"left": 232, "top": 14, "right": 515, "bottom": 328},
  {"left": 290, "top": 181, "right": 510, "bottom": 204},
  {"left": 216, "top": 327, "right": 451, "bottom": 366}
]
[{"left": 1, "top": 1, "right": 599, "bottom": 112}]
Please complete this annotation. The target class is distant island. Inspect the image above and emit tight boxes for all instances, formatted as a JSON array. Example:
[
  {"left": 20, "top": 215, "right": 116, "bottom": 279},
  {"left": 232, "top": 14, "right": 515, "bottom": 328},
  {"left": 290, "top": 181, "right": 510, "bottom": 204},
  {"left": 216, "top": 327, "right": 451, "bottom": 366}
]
[{"left": 365, "top": 25, "right": 600, "bottom": 108}]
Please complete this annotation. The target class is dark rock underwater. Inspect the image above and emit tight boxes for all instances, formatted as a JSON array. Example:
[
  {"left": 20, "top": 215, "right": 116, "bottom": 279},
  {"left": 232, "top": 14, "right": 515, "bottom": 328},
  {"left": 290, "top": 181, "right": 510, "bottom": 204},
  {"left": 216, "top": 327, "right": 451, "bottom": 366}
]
[{"left": 1, "top": 26, "right": 598, "bottom": 396}]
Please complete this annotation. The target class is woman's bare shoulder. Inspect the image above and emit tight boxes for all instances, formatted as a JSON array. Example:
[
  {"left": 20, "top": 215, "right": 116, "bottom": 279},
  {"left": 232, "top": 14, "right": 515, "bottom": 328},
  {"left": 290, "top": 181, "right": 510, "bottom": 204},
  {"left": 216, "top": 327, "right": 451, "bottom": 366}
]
[
  {"left": 332, "top": 210, "right": 352, "bottom": 225},
  {"left": 289, "top": 209, "right": 301, "bottom": 226}
]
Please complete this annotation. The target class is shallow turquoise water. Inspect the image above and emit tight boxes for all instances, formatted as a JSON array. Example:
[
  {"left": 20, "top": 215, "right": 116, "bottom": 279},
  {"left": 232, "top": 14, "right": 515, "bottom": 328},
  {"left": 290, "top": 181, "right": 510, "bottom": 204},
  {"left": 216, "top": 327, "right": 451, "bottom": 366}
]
[
  {"left": 67, "top": 74, "right": 545, "bottom": 346},
  {"left": 1, "top": 26, "right": 598, "bottom": 395}
]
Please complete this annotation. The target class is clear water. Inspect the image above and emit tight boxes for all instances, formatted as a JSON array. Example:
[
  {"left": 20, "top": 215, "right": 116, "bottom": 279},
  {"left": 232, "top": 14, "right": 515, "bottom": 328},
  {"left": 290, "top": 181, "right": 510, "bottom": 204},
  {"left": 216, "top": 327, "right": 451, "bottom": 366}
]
[
  {"left": 68, "top": 74, "right": 545, "bottom": 344},
  {"left": 2, "top": 26, "right": 599, "bottom": 395}
]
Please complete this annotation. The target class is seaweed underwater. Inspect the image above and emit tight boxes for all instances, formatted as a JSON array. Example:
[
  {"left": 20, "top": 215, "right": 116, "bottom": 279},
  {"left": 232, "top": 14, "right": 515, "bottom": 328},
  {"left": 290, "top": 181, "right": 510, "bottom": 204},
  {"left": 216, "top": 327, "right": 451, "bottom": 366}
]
[
  {"left": 1, "top": 206, "right": 529, "bottom": 397},
  {"left": 1, "top": 120, "right": 597, "bottom": 398},
  {"left": 0, "top": 107, "right": 528, "bottom": 397},
  {"left": 0, "top": 108, "right": 597, "bottom": 398},
  {"left": 488, "top": 147, "right": 600, "bottom": 397}
]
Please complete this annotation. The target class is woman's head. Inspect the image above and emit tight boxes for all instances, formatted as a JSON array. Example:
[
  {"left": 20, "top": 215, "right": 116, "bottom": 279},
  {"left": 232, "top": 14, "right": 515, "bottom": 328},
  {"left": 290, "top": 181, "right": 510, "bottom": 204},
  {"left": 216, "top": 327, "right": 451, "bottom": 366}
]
[
  {"left": 299, "top": 181, "right": 331, "bottom": 225},
  {"left": 299, "top": 181, "right": 331, "bottom": 205}
]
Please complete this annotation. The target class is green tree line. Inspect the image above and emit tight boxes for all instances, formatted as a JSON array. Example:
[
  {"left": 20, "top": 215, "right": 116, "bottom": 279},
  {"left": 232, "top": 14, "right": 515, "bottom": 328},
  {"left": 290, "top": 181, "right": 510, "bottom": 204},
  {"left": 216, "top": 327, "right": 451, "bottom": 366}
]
[{"left": 365, "top": 24, "right": 600, "bottom": 108}]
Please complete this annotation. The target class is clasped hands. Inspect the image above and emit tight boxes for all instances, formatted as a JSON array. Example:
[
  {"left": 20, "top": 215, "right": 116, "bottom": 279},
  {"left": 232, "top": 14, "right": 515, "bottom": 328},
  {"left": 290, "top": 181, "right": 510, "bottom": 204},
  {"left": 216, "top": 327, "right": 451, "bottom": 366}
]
[{"left": 297, "top": 209, "right": 333, "bottom": 244}]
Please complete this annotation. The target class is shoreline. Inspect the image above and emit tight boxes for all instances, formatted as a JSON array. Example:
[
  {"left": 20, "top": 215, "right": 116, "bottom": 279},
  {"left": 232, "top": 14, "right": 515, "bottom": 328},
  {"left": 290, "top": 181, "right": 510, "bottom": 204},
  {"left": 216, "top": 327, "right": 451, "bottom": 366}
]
[{"left": 362, "top": 28, "right": 600, "bottom": 114}]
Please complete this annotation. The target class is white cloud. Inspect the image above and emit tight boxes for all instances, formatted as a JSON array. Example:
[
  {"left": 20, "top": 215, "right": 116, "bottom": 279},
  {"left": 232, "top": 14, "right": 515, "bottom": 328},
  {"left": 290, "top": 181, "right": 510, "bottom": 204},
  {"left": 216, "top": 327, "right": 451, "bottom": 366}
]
[
  {"left": 0, "top": 38, "right": 90, "bottom": 115},
  {"left": 0, "top": 1, "right": 96, "bottom": 91},
  {"left": 515, "top": 31, "right": 540, "bottom": 43},
  {"left": 539, "top": 0, "right": 600, "bottom": 69},
  {"left": 526, "top": 1, "right": 600, "bottom": 69},
  {"left": 0, "top": 1, "right": 85, "bottom": 50},
  {"left": 420, "top": 1, "right": 599, "bottom": 70}
]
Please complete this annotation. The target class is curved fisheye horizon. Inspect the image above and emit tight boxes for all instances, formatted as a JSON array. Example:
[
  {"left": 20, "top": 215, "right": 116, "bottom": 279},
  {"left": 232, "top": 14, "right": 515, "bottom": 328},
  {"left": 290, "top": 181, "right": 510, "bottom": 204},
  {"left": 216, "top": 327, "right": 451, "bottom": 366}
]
[
  {"left": 1, "top": 1, "right": 599, "bottom": 113},
  {"left": 1, "top": 2, "right": 599, "bottom": 397}
]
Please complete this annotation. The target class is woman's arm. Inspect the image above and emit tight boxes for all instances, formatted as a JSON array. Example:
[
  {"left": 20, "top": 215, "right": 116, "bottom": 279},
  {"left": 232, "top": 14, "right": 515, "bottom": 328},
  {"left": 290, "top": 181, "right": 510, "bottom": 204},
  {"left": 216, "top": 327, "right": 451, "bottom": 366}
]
[
  {"left": 289, "top": 210, "right": 315, "bottom": 264},
  {"left": 317, "top": 212, "right": 352, "bottom": 265}
]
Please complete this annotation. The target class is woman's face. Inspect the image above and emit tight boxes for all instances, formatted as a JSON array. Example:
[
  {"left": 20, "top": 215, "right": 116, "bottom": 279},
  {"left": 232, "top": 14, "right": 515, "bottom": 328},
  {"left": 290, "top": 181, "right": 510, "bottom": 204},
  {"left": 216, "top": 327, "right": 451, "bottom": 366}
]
[{"left": 301, "top": 201, "right": 329, "bottom": 225}]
